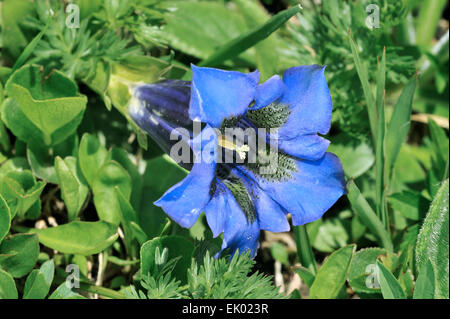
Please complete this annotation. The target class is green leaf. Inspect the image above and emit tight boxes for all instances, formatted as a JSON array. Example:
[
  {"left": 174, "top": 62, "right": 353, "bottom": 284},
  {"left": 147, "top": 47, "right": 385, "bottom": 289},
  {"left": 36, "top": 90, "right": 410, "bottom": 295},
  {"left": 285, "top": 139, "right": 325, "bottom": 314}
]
[
  {"left": 92, "top": 160, "right": 132, "bottom": 225},
  {"left": 413, "top": 259, "right": 435, "bottom": 299},
  {"left": 0, "top": 194, "right": 11, "bottom": 243},
  {"left": 428, "top": 118, "right": 449, "bottom": 170},
  {"left": 30, "top": 221, "right": 118, "bottom": 256},
  {"left": 0, "top": 157, "right": 30, "bottom": 179},
  {"left": 311, "top": 218, "right": 349, "bottom": 253},
  {"left": 159, "top": 1, "right": 250, "bottom": 61},
  {"left": 348, "top": 30, "right": 377, "bottom": 144},
  {"left": 129, "top": 222, "right": 149, "bottom": 245},
  {"left": 384, "top": 77, "right": 417, "bottom": 179},
  {"left": 270, "top": 242, "right": 289, "bottom": 266},
  {"left": 140, "top": 236, "right": 194, "bottom": 284},
  {"left": 393, "top": 144, "right": 427, "bottom": 184},
  {"left": 1, "top": 98, "right": 46, "bottom": 149},
  {"left": 79, "top": 0, "right": 102, "bottom": 19},
  {"left": 200, "top": 5, "right": 301, "bottom": 67},
  {"left": 25, "top": 133, "right": 78, "bottom": 185},
  {"left": 0, "top": 233, "right": 39, "bottom": 278},
  {"left": 0, "top": 170, "right": 46, "bottom": 218},
  {"left": 328, "top": 134, "right": 374, "bottom": 178},
  {"left": 428, "top": 118, "right": 449, "bottom": 186},
  {"left": 48, "top": 283, "right": 86, "bottom": 299},
  {"left": 11, "top": 17, "right": 51, "bottom": 75},
  {"left": 78, "top": 133, "right": 109, "bottom": 187},
  {"left": 233, "top": 0, "right": 279, "bottom": 80},
  {"left": 4, "top": 65, "right": 87, "bottom": 146},
  {"left": 309, "top": 245, "right": 356, "bottom": 299},
  {"left": 398, "top": 269, "right": 415, "bottom": 298},
  {"left": 115, "top": 187, "right": 140, "bottom": 254},
  {"left": 109, "top": 148, "right": 142, "bottom": 212},
  {"left": 374, "top": 48, "right": 387, "bottom": 228},
  {"left": 294, "top": 224, "right": 317, "bottom": 274},
  {"left": 0, "top": 268, "right": 18, "bottom": 299},
  {"left": 351, "top": 215, "right": 367, "bottom": 242},
  {"left": 0, "top": 0, "right": 35, "bottom": 60},
  {"left": 55, "top": 156, "right": 89, "bottom": 221},
  {"left": 26, "top": 146, "right": 58, "bottom": 184},
  {"left": 23, "top": 259, "right": 54, "bottom": 299},
  {"left": 139, "top": 155, "right": 187, "bottom": 238},
  {"left": 376, "top": 260, "right": 406, "bottom": 299},
  {"left": 0, "top": 103, "right": 11, "bottom": 153},
  {"left": 346, "top": 180, "right": 393, "bottom": 251},
  {"left": 295, "top": 266, "right": 315, "bottom": 288},
  {"left": 107, "top": 255, "right": 139, "bottom": 267},
  {"left": 348, "top": 248, "right": 386, "bottom": 294},
  {"left": 388, "top": 191, "right": 430, "bottom": 221},
  {"left": 416, "top": 179, "right": 449, "bottom": 298},
  {"left": 82, "top": 61, "right": 111, "bottom": 109},
  {"left": 415, "top": 0, "right": 448, "bottom": 49}
]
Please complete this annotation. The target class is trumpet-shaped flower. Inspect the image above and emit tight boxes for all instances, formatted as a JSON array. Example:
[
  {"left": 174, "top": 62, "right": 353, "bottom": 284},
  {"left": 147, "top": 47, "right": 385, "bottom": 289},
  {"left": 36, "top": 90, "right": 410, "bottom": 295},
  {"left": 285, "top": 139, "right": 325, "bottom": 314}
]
[{"left": 129, "top": 65, "right": 346, "bottom": 258}]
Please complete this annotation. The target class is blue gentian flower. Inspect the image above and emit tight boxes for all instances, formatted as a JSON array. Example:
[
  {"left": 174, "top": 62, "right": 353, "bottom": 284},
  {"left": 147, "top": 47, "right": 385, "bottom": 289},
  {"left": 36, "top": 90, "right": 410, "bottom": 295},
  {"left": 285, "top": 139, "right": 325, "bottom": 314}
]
[{"left": 129, "top": 65, "right": 346, "bottom": 258}]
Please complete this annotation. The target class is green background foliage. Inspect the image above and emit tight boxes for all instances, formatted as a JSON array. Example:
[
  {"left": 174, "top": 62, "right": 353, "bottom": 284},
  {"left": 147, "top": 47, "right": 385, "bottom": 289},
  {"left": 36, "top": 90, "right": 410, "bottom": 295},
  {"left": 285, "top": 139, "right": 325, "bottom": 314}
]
[{"left": 0, "top": 0, "right": 448, "bottom": 299}]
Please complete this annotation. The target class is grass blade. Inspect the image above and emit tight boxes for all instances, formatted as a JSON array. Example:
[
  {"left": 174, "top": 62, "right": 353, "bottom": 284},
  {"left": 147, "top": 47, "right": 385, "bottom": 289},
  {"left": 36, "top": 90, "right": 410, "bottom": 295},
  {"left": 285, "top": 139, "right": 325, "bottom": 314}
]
[
  {"left": 294, "top": 225, "right": 317, "bottom": 275},
  {"left": 375, "top": 47, "right": 388, "bottom": 229},
  {"left": 348, "top": 29, "right": 377, "bottom": 144},
  {"left": 347, "top": 180, "right": 393, "bottom": 252},
  {"left": 10, "top": 17, "right": 52, "bottom": 76},
  {"left": 233, "top": 0, "right": 278, "bottom": 81},
  {"left": 384, "top": 77, "right": 417, "bottom": 181},
  {"left": 199, "top": 5, "right": 301, "bottom": 67}
]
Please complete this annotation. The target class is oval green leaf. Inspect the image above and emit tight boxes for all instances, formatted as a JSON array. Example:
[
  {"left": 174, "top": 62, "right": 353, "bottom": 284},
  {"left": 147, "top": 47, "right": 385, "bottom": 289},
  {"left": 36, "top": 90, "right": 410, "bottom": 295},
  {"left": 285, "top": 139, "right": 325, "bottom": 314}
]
[
  {"left": 31, "top": 221, "right": 118, "bottom": 256},
  {"left": 0, "top": 268, "right": 18, "bottom": 299},
  {"left": 0, "top": 233, "right": 39, "bottom": 278},
  {"left": 309, "top": 244, "right": 356, "bottom": 299}
]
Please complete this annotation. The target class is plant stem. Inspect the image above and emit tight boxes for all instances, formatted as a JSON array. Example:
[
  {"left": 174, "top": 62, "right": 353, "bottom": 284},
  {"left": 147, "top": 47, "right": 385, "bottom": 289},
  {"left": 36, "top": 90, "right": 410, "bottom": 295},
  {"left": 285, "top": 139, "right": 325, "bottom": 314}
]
[
  {"left": 375, "top": 48, "right": 389, "bottom": 231},
  {"left": 77, "top": 282, "right": 126, "bottom": 299},
  {"left": 293, "top": 225, "right": 317, "bottom": 275},
  {"left": 416, "top": 0, "right": 447, "bottom": 49}
]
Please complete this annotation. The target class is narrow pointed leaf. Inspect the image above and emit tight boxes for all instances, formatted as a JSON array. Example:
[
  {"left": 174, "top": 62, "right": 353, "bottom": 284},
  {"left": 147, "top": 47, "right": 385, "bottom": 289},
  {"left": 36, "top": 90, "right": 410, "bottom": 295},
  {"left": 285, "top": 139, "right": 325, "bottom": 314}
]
[
  {"left": 416, "top": 179, "right": 449, "bottom": 298},
  {"left": 413, "top": 259, "right": 435, "bottom": 299},
  {"left": 347, "top": 180, "right": 393, "bottom": 251},
  {"left": 200, "top": 5, "right": 301, "bottom": 67},
  {"left": 385, "top": 77, "right": 417, "bottom": 179},
  {"left": 376, "top": 260, "right": 406, "bottom": 299}
]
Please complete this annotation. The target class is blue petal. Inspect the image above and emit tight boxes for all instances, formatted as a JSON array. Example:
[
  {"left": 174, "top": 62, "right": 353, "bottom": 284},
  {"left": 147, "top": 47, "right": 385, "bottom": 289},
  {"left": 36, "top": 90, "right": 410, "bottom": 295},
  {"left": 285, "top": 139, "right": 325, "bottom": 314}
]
[
  {"left": 203, "top": 180, "right": 227, "bottom": 238},
  {"left": 189, "top": 64, "right": 259, "bottom": 127},
  {"left": 154, "top": 126, "right": 219, "bottom": 228},
  {"left": 254, "top": 186, "right": 290, "bottom": 232},
  {"left": 217, "top": 187, "right": 260, "bottom": 258},
  {"left": 232, "top": 169, "right": 290, "bottom": 233},
  {"left": 280, "top": 65, "right": 332, "bottom": 135},
  {"left": 272, "top": 133, "right": 330, "bottom": 161},
  {"left": 240, "top": 152, "right": 346, "bottom": 226},
  {"left": 267, "top": 65, "right": 332, "bottom": 160},
  {"left": 251, "top": 75, "right": 285, "bottom": 110}
]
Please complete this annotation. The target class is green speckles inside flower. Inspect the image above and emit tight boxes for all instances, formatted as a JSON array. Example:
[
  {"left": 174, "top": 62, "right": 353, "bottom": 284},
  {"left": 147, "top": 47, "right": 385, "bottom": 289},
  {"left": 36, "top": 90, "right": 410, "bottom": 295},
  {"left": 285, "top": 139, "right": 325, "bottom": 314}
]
[{"left": 247, "top": 103, "right": 290, "bottom": 130}]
